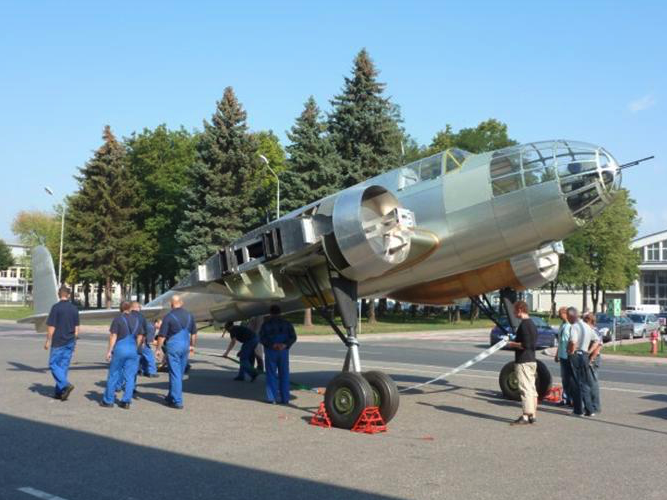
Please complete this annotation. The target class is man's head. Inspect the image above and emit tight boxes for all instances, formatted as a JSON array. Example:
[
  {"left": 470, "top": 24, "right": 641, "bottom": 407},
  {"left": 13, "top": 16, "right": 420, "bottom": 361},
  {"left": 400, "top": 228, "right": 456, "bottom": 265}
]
[
  {"left": 120, "top": 301, "right": 132, "bottom": 313},
  {"left": 566, "top": 307, "right": 579, "bottom": 324},
  {"left": 513, "top": 300, "right": 529, "bottom": 317},
  {"left": 130, "top": 301, "right": 141, "bottom": 312},
  {"left": 558, "top": 306, "right": 568, "bottom": 322},
  {"left": 269, "top": 304, "right": 281, "bottom": 316},
  {"left": 583, "top": 312, "right": 596, "bottom": 326},
  {"left": 224, "top": 321, "right": 234, "bottom": 331},
  {"left": 58, "top": 286, "right": 71, "bottom": 300},
  {"left": 170, "top": 295, "right": 183, "bottom": 309}
]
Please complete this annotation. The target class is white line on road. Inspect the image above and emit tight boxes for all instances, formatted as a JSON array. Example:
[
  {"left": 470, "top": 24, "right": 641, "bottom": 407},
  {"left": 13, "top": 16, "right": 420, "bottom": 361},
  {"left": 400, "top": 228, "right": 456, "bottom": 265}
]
[{"left": 17, "top": 487, "right": 68, "bottom": 500}]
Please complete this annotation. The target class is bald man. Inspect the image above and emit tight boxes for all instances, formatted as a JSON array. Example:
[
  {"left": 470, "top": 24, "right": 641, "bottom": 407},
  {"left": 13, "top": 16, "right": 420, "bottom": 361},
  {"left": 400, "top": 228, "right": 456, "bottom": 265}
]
[{"left": 156, "top": 296, "right": 197, "bottom": 409}]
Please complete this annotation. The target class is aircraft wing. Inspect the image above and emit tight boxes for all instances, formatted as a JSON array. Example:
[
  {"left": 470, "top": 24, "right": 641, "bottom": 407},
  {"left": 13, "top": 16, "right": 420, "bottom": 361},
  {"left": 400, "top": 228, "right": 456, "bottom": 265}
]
[{"left": 17, "top": 306, "right": 165, "bottom": 332}]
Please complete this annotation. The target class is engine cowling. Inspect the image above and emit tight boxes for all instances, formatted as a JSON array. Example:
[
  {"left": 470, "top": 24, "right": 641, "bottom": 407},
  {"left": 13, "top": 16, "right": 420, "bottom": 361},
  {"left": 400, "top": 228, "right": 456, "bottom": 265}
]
[{"left": 323, "top": 185, "right": 415, "bottom": 281}]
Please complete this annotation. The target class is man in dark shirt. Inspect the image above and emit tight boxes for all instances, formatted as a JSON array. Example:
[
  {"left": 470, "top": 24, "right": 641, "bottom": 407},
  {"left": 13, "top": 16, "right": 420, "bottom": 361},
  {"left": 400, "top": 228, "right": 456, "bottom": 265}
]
[
  {"left": 131, "top": 301, "right": 157, "bottom": 377},
  {"left": 507, "top": 300, "right": 538, "bottom": 425},
  {"left": 101, "top": 301, "right": 143, "bottom": 409},
  {"left": 156, "top": 295, "right": 197, "bottom": 409},
  {"left": 45, "top": 286, "right": 80, "bottom": 401},
  {"left": 260, "top": 305, "right": 296, "bottom": 404},
  {"left": 223, "top": 321, "right": 259, "bottom": 382}
]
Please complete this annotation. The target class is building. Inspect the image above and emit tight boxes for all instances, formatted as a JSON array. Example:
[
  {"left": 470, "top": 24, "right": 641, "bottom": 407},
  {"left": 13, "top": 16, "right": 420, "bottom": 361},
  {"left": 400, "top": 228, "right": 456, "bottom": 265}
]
[
  {"left": 627, "top": 230, "right": 667, "bottom": 310},
  {"left": 0, "top": 242, "right": 30, "bottom": 304}
]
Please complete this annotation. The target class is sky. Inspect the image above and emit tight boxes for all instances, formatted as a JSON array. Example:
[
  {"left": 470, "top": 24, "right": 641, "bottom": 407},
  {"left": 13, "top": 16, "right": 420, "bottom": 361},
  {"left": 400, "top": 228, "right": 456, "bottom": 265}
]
[{"left": 1, "top": 0, "right": 665, "bottom": 242}]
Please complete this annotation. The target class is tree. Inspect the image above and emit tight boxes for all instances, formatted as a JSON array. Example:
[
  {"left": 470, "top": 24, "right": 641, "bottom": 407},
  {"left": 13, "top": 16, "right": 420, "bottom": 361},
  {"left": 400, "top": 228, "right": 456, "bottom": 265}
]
[
  {"left": 11, "top": 210, "right": 61, "bottom": 261},
  {"left": 282, "top": 97, "right": 342, "bottom": 213},
  {"left": 252, "top": 130, "right": 287, "bottom": 225},
  {"left": 328, "top": 49, "right": 403, "bottom": 187},
  {"left": 0, "top": 240, "right": 14, "bottom": 270},
  {"left": 426, "top": 119, "right": 517, "bottom": 156},
  {"left": 176, "top": 87, "right": 260, "bottom": 272},
  {"left": 553, "top": 189, "right": 640, "bottom": 313},
  {"left": 66, "top": 126, "right": 145, "bottom": 307},
  {"left": 125, "top": 125, "right": 198, "bottom": 297}
]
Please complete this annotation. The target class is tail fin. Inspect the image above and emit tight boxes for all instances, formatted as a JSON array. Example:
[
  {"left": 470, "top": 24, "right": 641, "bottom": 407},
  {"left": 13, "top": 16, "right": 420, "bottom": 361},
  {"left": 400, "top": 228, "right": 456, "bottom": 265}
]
[{"left": 31, "top": 245, "right": 58, "bottom": 315}]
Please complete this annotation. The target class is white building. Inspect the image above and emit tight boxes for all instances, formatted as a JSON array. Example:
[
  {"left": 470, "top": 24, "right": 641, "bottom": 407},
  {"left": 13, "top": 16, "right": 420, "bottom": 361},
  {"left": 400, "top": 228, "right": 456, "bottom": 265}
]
[
  {"left": 0, "top": 242, "right": 30, "bottom": 304},
  {"left": 626, "top": 230, "right": 667, "bottom": 310}
]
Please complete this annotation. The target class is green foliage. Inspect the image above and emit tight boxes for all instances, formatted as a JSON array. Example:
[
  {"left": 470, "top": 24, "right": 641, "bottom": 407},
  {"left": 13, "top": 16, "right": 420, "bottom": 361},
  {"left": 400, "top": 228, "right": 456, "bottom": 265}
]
[
  {"left": 11, "top": 210, "right": 61, "bottom": 260},
  {"left": 328, "top": 49, "right": 403, "bottom": 187},
  {"left": 125, "top": 125, "right": 198, "bottom": 286},
  {"left": 426, "top": 119, "right": 517, "bottom": 156},
  {"left": 282, "top": 97, "right": 342, "bottom": 213},
  {"left": 66, "top": 126, "right": 145, "bottom": 299},
  {"left": 176, "top": 87, "right": 260, "bottom": 272},
  {"left": 0, "top": 239, "right": 14, "bottom": 269},
  {"left": 558, "top": 189, "right": 640, "bottom": 310}
]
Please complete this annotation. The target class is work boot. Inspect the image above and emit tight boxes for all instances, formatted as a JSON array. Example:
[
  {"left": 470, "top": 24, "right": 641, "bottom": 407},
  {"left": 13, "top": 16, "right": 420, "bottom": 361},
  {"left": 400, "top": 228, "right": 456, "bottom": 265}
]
[
  {"left": 510, "top": 416, "right": 530, "bottom": 426},
  {"left": 118, "top": 402, "right": 131, "bottom": 410},
  {"left": 100, "top": 401, "right": 114, "bottom": 408},
  {"left": 60, "top": 385, "right": 74, "bottom": 401}
]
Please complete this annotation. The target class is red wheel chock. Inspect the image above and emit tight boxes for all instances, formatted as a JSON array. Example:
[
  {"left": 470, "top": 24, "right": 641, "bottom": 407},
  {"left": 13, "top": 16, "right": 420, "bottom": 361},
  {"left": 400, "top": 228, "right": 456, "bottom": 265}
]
[
  {"left": 351, "top": 406, "right": 387, "bottom": 434},
  {"left": 310, "top": 402, "right": 332, "bottom": 428},
  {"left": 541, "top": 385, "right": 563, "bottom": 403}
]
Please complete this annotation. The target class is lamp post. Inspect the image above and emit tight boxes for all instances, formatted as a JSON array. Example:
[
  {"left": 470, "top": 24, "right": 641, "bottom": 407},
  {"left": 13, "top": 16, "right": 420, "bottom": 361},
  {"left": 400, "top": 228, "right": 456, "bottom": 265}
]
[
  {"left": 44, "top": 187, "right": 65, "bottom": 285},
  {"left": 259, "top": 154, "right": 280, "bottom": 219}
]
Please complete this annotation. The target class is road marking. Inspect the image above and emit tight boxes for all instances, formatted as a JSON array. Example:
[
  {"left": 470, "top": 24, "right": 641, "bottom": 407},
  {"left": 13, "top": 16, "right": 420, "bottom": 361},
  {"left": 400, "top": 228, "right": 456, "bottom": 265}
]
[{"left": 17, "top": 487, "right": 68, "bottom": 500}]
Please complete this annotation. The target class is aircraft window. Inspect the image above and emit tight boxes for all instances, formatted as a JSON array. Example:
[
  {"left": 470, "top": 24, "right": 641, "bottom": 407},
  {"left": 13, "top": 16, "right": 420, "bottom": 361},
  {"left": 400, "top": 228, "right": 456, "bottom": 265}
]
[
  {"left": 445, "top": 148, "right": 470, "bottom": 172},
  {"left": 524, "top": 166, "right": 556, "bottom": 186},
  {"left": 398, "top": 162, "right": 421, "bottom": 190},
  {"left": 492, "top": 173, "right": 522, "bottom": 196},
  {"left": 522, "top": 146, "right": 554, "bottom": 170},
  {"left": 555, "top": 147, "right": 597, "bottom": 177},
  {"left": 420, "top": 155, "right": 442, "bottom": 181},
  {"left": 490, "top": 149, "right": 521, "bottom": 178}
]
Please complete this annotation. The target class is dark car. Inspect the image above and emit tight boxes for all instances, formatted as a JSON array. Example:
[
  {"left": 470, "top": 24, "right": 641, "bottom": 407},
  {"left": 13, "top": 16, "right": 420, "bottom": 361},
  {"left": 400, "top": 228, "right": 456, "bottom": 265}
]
[
  {"left": 657, "top": 312, "right": 667, "bottom": 334},
  {"left": 595, "top": 313, "right": 635, "bottom": 341},
  {"left": 489, "top": 316, "right": 557, "bottom": 349}
]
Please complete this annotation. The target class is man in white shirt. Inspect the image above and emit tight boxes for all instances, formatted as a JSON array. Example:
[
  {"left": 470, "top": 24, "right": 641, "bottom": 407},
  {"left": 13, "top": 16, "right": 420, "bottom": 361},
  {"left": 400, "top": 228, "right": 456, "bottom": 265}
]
[{"left": 567, "top": 307, "right": 596, "bottom": 416}]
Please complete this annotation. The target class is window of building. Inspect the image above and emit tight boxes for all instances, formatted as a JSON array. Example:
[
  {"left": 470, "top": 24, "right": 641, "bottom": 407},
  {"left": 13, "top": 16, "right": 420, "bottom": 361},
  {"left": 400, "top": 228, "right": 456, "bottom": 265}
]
[
  {"left": 646, "top": 243, "right": 660, "bottom": 261},
  {"left": 661, "top": 240, "right": 667, "bottom": 261},
  {"left": 19, "top": 268, "right": 25, "bottom": 278},
  {"left": 0, "top": 270, "right": 6, "bottom": 278},
  {"left": 9, "top": 269, "right": 17, "bottom": 278}
]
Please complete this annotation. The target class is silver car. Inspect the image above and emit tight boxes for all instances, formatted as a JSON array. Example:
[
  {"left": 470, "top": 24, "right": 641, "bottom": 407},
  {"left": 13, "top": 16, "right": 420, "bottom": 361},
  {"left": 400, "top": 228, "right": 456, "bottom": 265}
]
[
  {"left": 595, "top": 314, "right": 635, "bottom": 341},
  {"left": 626, "top": 313, "right": 660, "bottom": 339}
]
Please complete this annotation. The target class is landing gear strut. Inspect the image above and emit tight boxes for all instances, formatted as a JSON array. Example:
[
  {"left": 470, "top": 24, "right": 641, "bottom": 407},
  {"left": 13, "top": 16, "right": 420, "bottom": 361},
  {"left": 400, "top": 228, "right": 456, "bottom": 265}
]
[
  {"left": 470, "top": 288, "right": 552, "bottom": 401},
  {"left": 297, "top": 269, "right": 399, "bottom": 429}
]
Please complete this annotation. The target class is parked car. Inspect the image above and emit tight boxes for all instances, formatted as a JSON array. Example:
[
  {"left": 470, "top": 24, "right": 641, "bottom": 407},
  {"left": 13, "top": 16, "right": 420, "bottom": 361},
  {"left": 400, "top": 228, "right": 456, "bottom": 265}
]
[
  {"left": 656, "top": 312, "right": 667, "bottom": 334},
  {"left": 626, "top": 313, "right": 660, "bottom": 339},
  {"left": 595, "top": 314, "right": 635, "bottom": 341},
  {"left": 489, "top": 316, "right": 557, "bottom": 349}
]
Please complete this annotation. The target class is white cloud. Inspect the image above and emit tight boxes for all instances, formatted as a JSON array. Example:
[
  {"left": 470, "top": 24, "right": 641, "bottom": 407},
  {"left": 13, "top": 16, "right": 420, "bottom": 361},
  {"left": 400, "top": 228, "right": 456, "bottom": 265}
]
[{"left": 628, "top": 94, "right": 656, "bottom": 113}]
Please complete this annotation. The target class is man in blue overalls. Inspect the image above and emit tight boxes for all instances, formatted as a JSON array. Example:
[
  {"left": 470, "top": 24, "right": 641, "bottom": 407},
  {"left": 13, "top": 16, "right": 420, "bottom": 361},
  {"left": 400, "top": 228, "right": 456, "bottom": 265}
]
[
  {"left": 44, "top": 286, "right": 80, "bottom": 401},
  {"left": 223, "top": 321, "right": 259, "bottom": 381},
  {"left": 131, "top": 301, "right": 157, "bottom": 377},
  {"left": 156, "top": 295, "right": 197, "bottom": 409},
  {"left": 101, "top": 301, "right": 144, "bottom": 409},
  {"left": 260, "top": 305, "right": 297, "bottom": 404}
]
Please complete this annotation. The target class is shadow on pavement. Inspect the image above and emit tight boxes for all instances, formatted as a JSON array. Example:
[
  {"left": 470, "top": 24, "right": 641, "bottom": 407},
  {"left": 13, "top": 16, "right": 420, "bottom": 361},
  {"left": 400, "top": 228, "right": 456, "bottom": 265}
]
[
  {"left": 7, "top": 361, "right": 108, "bottom": 373},
  {"left": 28, "top": 383, "right": 57, "bottom": 399},
  {"left": 416, "top": 401, "right": 513, "bottom": 424},
  {"left": 0, "top": 412, "right": 400, "bottom": 500}
]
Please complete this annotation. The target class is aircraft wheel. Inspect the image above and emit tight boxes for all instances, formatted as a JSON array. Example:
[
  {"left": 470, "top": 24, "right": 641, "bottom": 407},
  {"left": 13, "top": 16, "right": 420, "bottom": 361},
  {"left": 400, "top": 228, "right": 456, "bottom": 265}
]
[
  {"left": 324, "top": 372, "right": 374, "bottom": 429},
  {"left": 362, "top": 371, "right": 400, "bottom": 423},
  {"left": 499, "top": 361, "right": 552, "bottom": 401}
]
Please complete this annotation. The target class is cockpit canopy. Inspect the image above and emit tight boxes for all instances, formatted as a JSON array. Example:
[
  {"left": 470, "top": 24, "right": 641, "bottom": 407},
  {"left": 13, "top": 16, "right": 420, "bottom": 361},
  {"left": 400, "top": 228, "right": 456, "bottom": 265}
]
[{"left": 398, "top": 148, "right": 471, "bottom": 190}]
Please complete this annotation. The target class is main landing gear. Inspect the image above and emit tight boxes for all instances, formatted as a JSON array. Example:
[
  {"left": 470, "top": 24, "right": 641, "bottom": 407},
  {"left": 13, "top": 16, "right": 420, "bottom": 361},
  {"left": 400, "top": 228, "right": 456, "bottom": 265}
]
[
  {"left": 470, "top": 288, "right": 552, "bottom": 401},
  {"left": 298, "top": 270, "right": 400, "bottom": 429}
]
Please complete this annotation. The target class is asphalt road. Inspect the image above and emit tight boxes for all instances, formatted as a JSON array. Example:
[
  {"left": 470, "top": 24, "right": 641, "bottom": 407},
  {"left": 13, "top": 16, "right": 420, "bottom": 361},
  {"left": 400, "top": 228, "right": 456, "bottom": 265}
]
[{"left": 1, "top": 321, "right": 666, "bottom": 500}]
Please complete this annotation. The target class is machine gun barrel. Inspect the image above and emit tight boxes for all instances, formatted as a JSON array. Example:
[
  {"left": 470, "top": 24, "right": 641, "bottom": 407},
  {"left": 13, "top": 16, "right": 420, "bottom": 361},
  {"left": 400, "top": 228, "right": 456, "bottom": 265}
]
[{"left": 619, "top": 155, "right": 654, "bottom": 170}]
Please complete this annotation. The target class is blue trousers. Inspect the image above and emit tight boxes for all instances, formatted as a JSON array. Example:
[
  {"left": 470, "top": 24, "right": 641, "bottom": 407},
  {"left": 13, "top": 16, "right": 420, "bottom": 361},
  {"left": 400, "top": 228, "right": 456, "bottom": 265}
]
[
  {"left": 49, "top": 340, "right": 75, "bottom": 395},
  {"left": 166, "top": 334, "right": 190, "bottom": 407},
  {"left": 559, "top": 358, "right": 574, "bottom": 403},
  {"left": 139, "top": 345, "right": 157, "bottom": 376},
  {"left": 569, "top": 352, "right": 594, "bottom": 415},
  {"left": 590, "top": 357, "right": 601, "bottom": 413},
  {"left": 265, "top": 348, "right": 289, "bottom": 404},
  {"left": 103, "top": 338, "right": 139, "bottom": 404},
  {"left": 237, "top": 340, "right": 259, "bottom": 380}
]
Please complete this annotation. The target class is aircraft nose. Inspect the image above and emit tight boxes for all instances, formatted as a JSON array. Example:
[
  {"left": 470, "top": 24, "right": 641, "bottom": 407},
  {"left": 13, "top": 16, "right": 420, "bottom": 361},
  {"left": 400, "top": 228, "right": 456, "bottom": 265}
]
[{"left": 555, "top": 141, "right": 621, "bottom": 223}]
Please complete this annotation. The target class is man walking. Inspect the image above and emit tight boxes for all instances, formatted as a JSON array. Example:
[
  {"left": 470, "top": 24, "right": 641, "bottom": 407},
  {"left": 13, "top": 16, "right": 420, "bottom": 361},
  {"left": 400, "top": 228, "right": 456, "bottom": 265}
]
[
  {"left": 101, "top": 301, "right": 143, "bottom": 409},
  {"left": 131, "top": 301, "right": 157, "bottom": 377},
  {"left": 507, "top": 300, "right": 538, "bottom": 425},
  {"left": 260, "top": 305, "right": 296, "bottom": 404},
  {"left": 156, "top": 295, "right": 196, "bottom": 409},
  {"left": 44, "top": 286, "right": 80, "bottom": 401}
]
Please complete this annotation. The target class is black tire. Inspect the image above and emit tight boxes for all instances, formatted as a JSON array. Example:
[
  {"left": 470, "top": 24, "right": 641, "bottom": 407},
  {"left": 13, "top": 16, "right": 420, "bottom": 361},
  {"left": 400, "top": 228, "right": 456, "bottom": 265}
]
[
  {"left": 499, "top": 360, "right": 552, "bottom": 401},
  {"left": 324, "top": 372, "right": 374, "bottom": 429},
  {"left": 362, "top": 371, "right": 400, "bottom": 423}
]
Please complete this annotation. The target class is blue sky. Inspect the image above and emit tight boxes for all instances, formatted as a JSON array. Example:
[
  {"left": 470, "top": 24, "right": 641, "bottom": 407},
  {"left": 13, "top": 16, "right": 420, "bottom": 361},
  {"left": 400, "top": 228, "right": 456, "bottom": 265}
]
[{"left": 1, "top": 0, "right": 664, "bottom": 242}]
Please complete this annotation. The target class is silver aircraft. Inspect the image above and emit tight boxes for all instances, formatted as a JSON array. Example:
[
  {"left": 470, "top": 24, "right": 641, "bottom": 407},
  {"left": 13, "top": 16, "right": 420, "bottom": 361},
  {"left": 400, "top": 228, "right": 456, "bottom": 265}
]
[{"left": 22, "top": 140, "right": 621, "bottom": 428}]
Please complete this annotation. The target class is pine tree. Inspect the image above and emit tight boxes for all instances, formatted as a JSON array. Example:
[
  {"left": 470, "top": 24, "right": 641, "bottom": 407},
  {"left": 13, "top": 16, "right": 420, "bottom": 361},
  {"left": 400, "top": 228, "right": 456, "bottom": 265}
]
[
  {"left": 66, "top": 126, "right": 145, "bottom": 307},
  {"left": 283, "top": 96, "right": 342, "bottom": 213},
  {"left": 328, "top": 49, "right": 402, "bottom": 187},
  {"left": 176, "top": 87, "right": 259, "bottom": 272}
]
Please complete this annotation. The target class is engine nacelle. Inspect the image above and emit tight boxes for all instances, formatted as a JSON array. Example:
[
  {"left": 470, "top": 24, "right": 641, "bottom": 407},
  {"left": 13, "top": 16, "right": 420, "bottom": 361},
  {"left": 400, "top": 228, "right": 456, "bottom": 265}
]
[{"left": 323, "top": 185, "right": 415, "bottom": 281}]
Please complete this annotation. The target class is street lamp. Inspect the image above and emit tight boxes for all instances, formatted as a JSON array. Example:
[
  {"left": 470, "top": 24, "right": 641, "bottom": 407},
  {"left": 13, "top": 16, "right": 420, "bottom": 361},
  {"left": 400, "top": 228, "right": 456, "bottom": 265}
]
[
  {"left": 259, "top": 154, "right": 280, "bottom": 220},
  {"left": 44, "top": 186, "right": 65, "bottom": 285}
]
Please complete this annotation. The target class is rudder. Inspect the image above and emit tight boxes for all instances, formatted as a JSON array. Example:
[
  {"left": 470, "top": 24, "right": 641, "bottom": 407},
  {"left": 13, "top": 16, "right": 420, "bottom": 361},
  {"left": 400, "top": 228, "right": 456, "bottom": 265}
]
[{"left": 31, "top": 245, "right": 58, "bottom": 315}]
